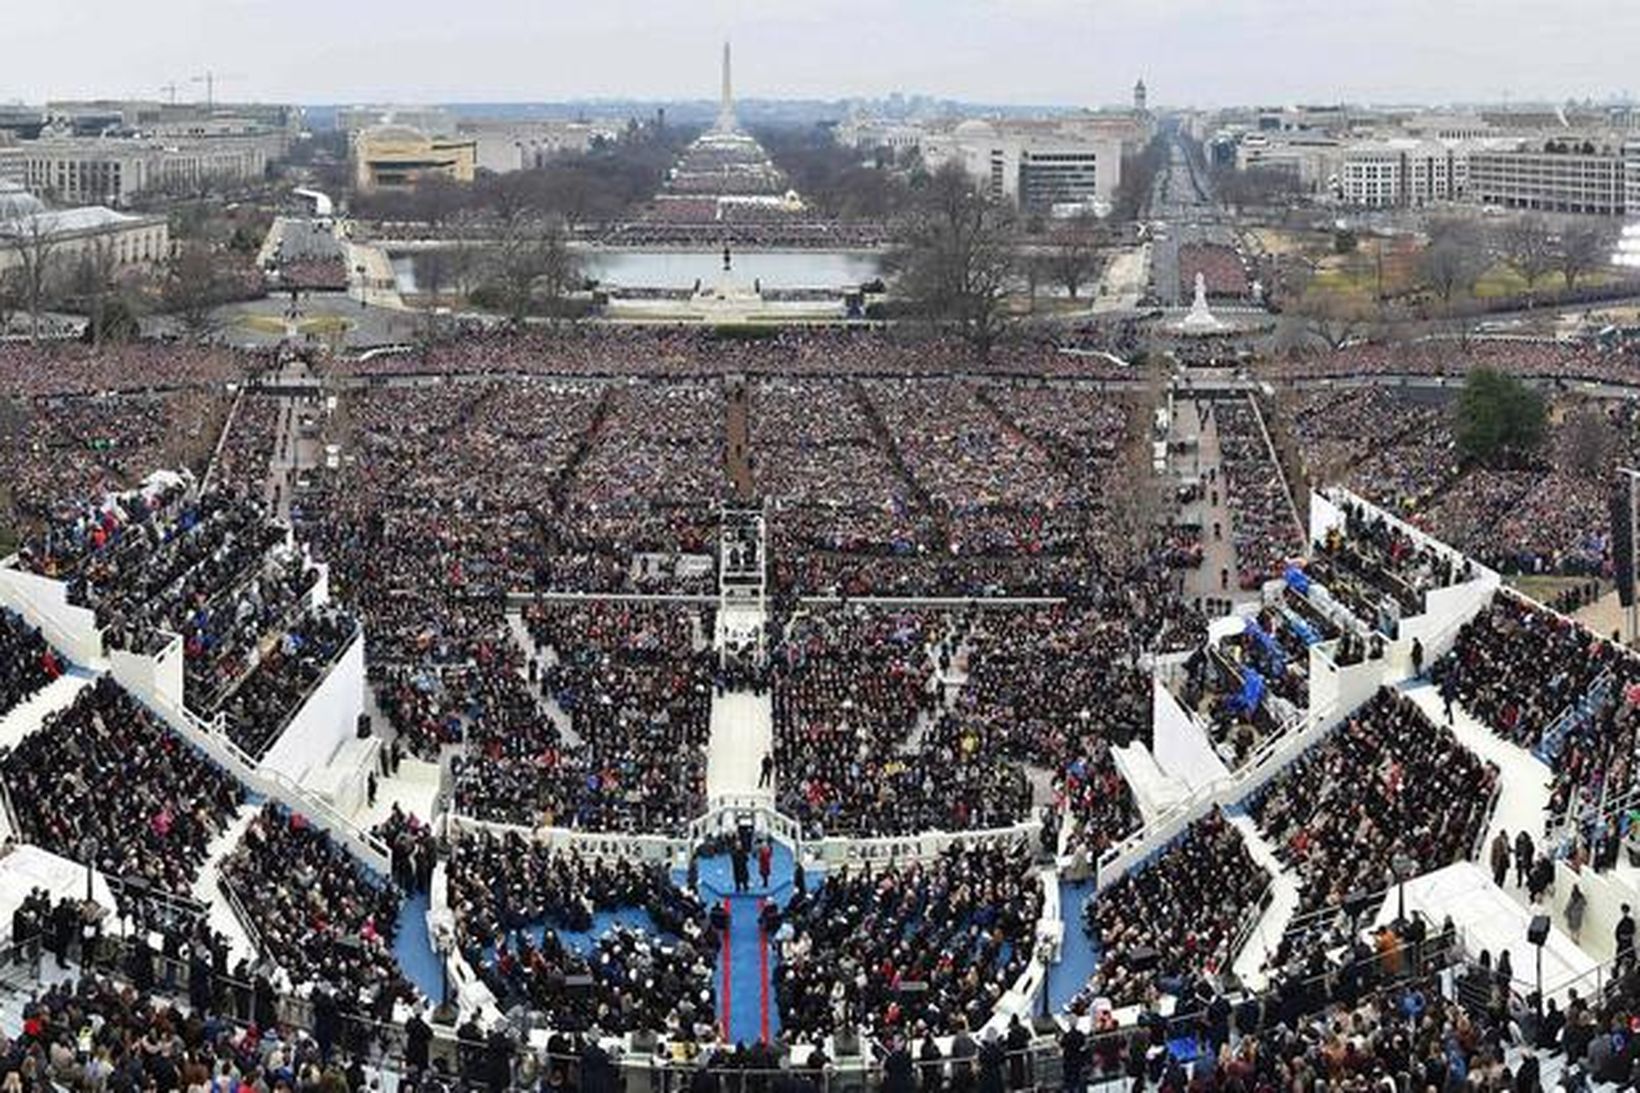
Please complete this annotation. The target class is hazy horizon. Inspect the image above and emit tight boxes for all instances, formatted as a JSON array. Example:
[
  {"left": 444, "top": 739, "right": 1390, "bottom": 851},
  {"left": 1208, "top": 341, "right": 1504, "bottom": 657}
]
[{"left": 5, "top": 0, "right": 1640, "bottom": 110}]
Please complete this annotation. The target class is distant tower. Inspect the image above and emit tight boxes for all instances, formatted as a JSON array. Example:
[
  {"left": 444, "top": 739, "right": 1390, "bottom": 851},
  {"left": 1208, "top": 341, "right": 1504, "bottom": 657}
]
[
  {"left": 1134, "top": 78, "right": 1148, "bottom": 114},
  {"left": 718, "top": 41, "right": 736, "bottom": 132}
]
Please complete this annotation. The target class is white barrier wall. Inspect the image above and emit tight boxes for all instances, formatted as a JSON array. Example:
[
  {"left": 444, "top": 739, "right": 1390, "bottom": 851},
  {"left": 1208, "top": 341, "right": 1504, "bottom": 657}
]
[
  {"left": 1308, "top": 642, "right": 1391, "bottom": 718},
  {"left": 109, "top": 636, "right": 186, "bottom": 713},
  {"left": 1151, "top": 677, "right": 1230, "bottom": 792},
  {"left": 262, "top": 632, "right": 366, "bottom": 782},
  {"left": 0, "top": 566, "right": 104, "bottom": 667}
]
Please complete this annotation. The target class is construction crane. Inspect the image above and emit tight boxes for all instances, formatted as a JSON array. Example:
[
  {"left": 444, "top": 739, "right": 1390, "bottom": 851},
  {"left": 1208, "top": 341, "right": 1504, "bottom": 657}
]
[
  {"left": 160, "top": 82, "right": 179, "bottom": 105},
  {"left": 190, "top": 71, "right": 243, "bottom": 108}
]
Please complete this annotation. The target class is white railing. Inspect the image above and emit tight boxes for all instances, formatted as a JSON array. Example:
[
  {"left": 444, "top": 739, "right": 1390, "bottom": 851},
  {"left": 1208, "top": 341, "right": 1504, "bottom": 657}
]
[
  {"left": 445, "top": 811, "right": 691, "bottom": 867},
  {"left": 125, "top": 654, "right": 391, "bottom": 875}
]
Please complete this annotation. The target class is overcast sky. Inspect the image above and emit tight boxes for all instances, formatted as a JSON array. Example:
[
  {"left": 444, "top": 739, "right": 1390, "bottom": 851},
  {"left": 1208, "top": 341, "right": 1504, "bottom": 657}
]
[{"left": 5, "top": 0, "right": 1639, "bottom": 109}]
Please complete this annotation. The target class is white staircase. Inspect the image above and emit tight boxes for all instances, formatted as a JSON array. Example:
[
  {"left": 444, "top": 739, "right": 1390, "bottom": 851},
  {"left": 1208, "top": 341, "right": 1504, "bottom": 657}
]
[{"left": 1225, "top": 811, "right": 1303, "bottom": 990}]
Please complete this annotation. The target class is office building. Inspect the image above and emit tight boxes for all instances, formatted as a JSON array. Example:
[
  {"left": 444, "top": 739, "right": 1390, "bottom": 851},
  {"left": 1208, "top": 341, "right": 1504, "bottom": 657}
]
[
  {"left": 15, "top": 134, "right": 276, "bottom": 206},
  {"left": 1468, "top": 145, "right": 1626, "bottom": 216},
  {"left": 0, "top": 179, "right": 168, "bottom": 279},
  {"left": 352, "top": 126, "right": 477, "bottom": 191}
]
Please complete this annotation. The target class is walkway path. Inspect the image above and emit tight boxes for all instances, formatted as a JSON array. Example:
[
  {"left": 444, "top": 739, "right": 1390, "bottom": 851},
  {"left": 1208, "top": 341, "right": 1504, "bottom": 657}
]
[
  {"left": 1046, "top": 879, "right": 1097, "bottom": 1011},
  {"left": 1402, "top": 682, "right": 1553, "bottom": 848},
  {"left": 726, "top": 383, "right": 753, "bottom": 501},
  {"left": 694, "top": 844, "right": 804, "bottom": 1045},
  {"left": 1224, "top": 810, "right": 1302, "bottom": 990},
  {"left": 192, "top": 801, "right": 262, "bottom": 965},
  {"left": 1170, "top": 399, "right": 1249, "bottom": 607},
  {"left": 705, "top": 690, "right": 774, "bottom": 802},
  {"left": 0, "top": 670, "right": 94, "bottom": 753}
]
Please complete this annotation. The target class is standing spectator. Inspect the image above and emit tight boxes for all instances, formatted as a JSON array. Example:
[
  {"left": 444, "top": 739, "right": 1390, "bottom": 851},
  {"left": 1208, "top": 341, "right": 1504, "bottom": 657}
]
[
  {"left": 1491, "top": 830, "right": 1511, "bottom": 888},
  {"left": 1616, "top": 904, "right": 1635, "bottom": 969}
]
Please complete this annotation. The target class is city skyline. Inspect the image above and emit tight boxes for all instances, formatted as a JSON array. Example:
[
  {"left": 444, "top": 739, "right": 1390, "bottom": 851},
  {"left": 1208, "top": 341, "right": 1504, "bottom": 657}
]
[{"left": 4, "top": 0, "right": 1640, "bottom": 110}]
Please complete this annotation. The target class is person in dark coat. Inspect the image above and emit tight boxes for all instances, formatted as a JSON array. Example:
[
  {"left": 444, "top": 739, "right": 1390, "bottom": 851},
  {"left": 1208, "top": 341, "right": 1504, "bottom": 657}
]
[
  {"left": 405, "top": 1010, "right": 433, "bottom": 1073},
  {"left": 1005, "top": 1016, "right": 1030, "bottom": 1090},
  {"left": 1515, "top": 830, "right": 1535, "bottom": 888},
  {"left": 977, "top": 1033, "right": 1005, "bottom": 1093},
  {"left": 884, "top": 1039, "right": 916, "bottom": 1093},
  {"left": 1059, "top": 1024, "right": 1087, "bottom": 1093},
  {"left": 919, "top": 1031, "right": 946, "bottom": 1093}
]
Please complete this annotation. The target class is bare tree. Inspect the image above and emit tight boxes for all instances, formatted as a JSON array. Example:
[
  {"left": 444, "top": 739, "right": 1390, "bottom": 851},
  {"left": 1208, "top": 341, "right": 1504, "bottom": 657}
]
[
  {"left": 1, "top": 218, "right": 61, "bottom": 343},
  {"left": 488, "top": 212, "right": 582, "bottom": 327},
  {"left": 72, "top": 242, "right": 123, "bottom": 348},
  {"left": 1041, "top": 215, "right": 1104, "bottom": 300},
  {"left": 1564, "top": 402, "right": 1616, "bottom": 478},
  {"left": 445, "top": 210, "right": 486, "bottom": 301},
  {"left": 1418, "top": 237, "right": 1487, "bottom": 309},
  {"left": 1557, "top": 224, "right": 1610, "bottom": 292},
  {"left": 1496, "top": 215, "right": 1556, "bottom": 294},
  {"left": 0, "top": 267, "right": 22, "bottom": 335},
  {"left": 1299, "top": 296, "right": 1376, "bottom": 351},
  {"left": 885, "top": 162, "right": 1019, "bottom": 356},
  {"left": 162, "top": 242, "right": 228, "bottom": 341}
]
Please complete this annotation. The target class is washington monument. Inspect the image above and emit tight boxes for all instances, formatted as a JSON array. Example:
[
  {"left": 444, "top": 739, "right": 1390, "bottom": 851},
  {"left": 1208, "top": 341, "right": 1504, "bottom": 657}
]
[{"left": 717, "top": 40, "right": 736, "bottom": 132}]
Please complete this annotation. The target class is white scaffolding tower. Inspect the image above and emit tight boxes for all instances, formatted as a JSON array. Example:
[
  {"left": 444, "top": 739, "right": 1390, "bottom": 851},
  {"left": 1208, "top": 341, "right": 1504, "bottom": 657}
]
[{"left": 715, "top": 506, "right": 767, "bottom": 669}]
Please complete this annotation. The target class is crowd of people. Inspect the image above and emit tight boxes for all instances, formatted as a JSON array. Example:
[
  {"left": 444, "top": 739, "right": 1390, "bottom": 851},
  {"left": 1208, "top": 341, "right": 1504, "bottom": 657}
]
[
  {"left": 769, "top": 605, "right": 1028, "bottom": 838},
  {"left": 1179, "top": 243, "right": 1252, "bottom": 299},
  {"left": 1287, "top": 379, "right": 1619, "bottom": 577},
  {"left": 1433, "top": 593, "right": 1618, "bottom": 755},
  {"left": 1076, "top": 808, "right": 1267, "bottom": 1011},
  {"left": 1, "top": 676, "right": 245, "bottom": 898},
  {"left": 0, "top": 343, "right": 260, "bottom": 399},
  {"left": 219, "top": 803, "right": 417, "bottom": 1018},
  {"left": 0, "top": 607, "right": 60, "bottom": 719},
  {"left": 0, "top": 390, "right": 232, "bottom": 550},
  {"left": 1263, "top": 336, "right": 1640, "bottom": 384},
  {"left": 1213, "top": 397, "right": 1305, "bottom": 588},
  {"left": 446, "top": 829, "right": 719, "bottom": 1036},
  {"left": 1285, "top": 386, "right": 1458, "bottom": 517},
  {"left": 1249, "top": 688, "right": 1498, "bottom": 919},
  {"left": 1436, "top": 593, "right": 1640, "bottom": 863},
  {"left": 219, "top": 606, "right": 359, "bottom": 759},
  {"left": 951, "top": 605, "right": 1148, "bottom": 858},
  {"left": 775, "top": 843, "right": 1041, "bottom": 1042}
]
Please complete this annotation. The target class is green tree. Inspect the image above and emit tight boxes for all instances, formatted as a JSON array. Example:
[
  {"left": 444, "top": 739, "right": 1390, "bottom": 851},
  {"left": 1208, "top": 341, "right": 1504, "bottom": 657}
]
[{"left": 1456, "top": 367, "right": 1546, "bottom": 466}]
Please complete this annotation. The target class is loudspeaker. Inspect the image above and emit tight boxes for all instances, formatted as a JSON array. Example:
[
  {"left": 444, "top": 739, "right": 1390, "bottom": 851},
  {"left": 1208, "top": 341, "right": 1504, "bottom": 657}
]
[{"left": 1528, "top": 915, "right": 1551, "bottom": 946}]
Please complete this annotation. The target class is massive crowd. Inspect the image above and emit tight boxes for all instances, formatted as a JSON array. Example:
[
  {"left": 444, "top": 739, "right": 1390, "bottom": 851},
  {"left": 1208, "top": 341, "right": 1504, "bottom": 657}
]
[
  {"left": 1433, "top": 594, "right": 1618, "bottom": 755},
  {"left": 0, "top": 608, "right": 60, "bottom": 719},
  {"left": 219, "top": 803, "right": 417, "bottom": 1017},
  {"left": 1249, "top": 688, "right": 1498, "bottom": 918},
  {"left": 1178, "top": 243, "right": 1251, "bottom": 299},
  {"left": 446, "top": 830, "right": 719, "bottom": 1036},
  {"left": 14, "top": 328, "right": 1640, "bottom": 1079},
  {"left": 769, "top": 606, "right": 1029, "bottom": 838},
  {"left": 1075, "top": 808, "right": 1266, "bottom": 1011},
  {"left": 1, "top": 676, "right": 244, "bottom": 898},
  {"left": 1288, "top": 381, "right": 1617, "bottom": 577},
  {"left": 1435, "top": 593, "right": 1640, "bottom": 860},
  {"left": 219, "top": 606, "right": 359, "bottom": 759},
  {"left": 1212, "top": 398, "right": 1304, "bottom": 588},
  {"left": 775, "top": 843, "right": 1041, "bottom": 1041},
  {"left": 0, "top": 390, "right": 231, "bottom": 548}
]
